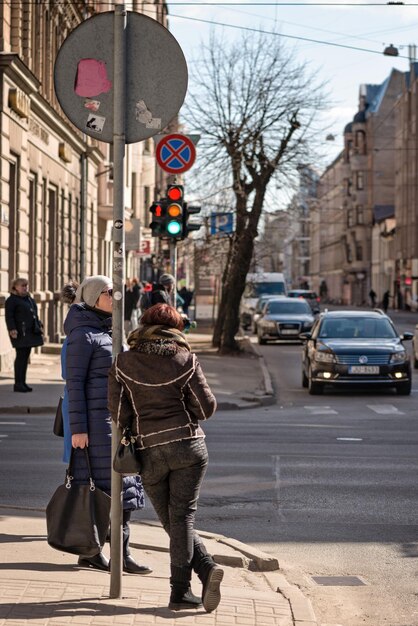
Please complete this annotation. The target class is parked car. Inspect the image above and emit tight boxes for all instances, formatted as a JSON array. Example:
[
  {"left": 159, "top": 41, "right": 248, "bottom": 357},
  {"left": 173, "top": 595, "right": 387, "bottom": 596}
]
[
  {"left": 252, "top": 295, "right": 284, "bottom": 334},
  {"left": 257, "top": 297, "right": 314, "bottom": 344},
  {"left": 300, "top": 309, "right": 413, "bottom": 395},
  {"left": 240, "top": 272, "right": 287, "bottom": 330},
  {"left": 287, "top": 289, "right": 320, "bottom": 315}
]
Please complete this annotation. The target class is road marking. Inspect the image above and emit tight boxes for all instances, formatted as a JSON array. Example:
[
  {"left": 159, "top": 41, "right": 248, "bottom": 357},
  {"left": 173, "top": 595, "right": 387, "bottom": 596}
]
[
  {"left": 367, "top": 404, "right": 404, "bottom": 415},
  {"left": 304, "top": 405, "right": 338, "bottom": 415},
  {"left": 0, "top": 421, "right": 26, "bottom": 425},
  {"left": 273, "top": 456, "right": 286, "bottom": 522},
  {"left": 0, "top": 435, "right": 8, "bottom": 438},
  {"left": 337, "top": 437, "right": 363, "bottom": 441}
]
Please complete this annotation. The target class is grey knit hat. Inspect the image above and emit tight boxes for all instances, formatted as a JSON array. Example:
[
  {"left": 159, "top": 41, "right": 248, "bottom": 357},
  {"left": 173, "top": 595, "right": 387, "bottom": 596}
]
[
  {"left": 160, "top": 273, "right": 175, "bottom": 285},
  {"left": 75, "top": 275, "right": 112, "bottom": 307}
]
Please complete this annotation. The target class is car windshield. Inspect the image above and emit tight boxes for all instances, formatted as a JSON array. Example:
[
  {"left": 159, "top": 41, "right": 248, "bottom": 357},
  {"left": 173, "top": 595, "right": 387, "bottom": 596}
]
[
  {"left": 268, "top": 301, "right": 311, "bottom": 314},
  {"left": 249, "top": 282, "right": 286, "bottom": 297},
  {"left": 318, "top": 317, "right": 397, "bottom": 339},
  {"left": 289, "top": 292, "right": 317, "bottom": 300}
]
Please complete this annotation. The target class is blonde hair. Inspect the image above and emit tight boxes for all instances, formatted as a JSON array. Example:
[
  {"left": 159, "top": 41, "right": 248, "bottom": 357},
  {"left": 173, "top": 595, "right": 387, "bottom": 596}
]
[{"left": 11, "top": 277, "right": 28, "bottom": 293}]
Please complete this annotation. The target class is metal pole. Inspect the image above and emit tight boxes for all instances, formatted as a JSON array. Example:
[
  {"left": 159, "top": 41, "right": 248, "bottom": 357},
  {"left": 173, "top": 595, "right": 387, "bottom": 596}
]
[
  {"left": 110, "top": 2, "right": 126, "bottom": 599},
  {"left": 80, "top": 136, "right": 87, "bottom": 280},
  {"left": 170, "top": 239, "right": 177, "bottom": 307}
]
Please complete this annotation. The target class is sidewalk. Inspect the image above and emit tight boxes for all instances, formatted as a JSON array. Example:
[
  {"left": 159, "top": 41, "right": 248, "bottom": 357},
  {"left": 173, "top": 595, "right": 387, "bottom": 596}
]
[
  {"left": 0, "top": 323, "right": 317, "bottom": 625},
  {"left": 0, "top": 508, "right": 318, "bottom": 626},
  {"left": 0, "top": 321, "right": 275, "bottom": 414}
]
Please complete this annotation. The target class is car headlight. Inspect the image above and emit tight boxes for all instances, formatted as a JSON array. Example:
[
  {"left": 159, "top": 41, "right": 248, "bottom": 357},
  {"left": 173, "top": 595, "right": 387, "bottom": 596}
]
[
  {"left": 266, "top": 321, "right": 278, "bottom": 329},
  {"left": 303, "top": 321, "right": 313, "bottom": 329},
  {"left": 390, "top": 350, "right": 407, "bottom": 363},
  {"left": 314, "top": 351, "right": 336, "bottom": 363}
]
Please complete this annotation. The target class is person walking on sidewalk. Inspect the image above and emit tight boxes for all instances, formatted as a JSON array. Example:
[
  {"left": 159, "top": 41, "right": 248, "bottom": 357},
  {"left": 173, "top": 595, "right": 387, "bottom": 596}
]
[
  {"left": 5, "top": 277, "right": 44, "bottom": 393},
  {"left": 63, "top": 275, "right": 151, "bottom": 575},
  {"left": 108, "top": 303, "right": 223, "bottom": 613}
]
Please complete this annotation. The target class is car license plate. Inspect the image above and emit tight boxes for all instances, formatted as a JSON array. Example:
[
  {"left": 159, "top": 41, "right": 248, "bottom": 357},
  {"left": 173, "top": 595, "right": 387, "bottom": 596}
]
[
  {"left": 280, "top": 329, "right": 299, "bottom": 335},
  {"left": 349, "top": 366, "right": 379, "bottom": 374}
]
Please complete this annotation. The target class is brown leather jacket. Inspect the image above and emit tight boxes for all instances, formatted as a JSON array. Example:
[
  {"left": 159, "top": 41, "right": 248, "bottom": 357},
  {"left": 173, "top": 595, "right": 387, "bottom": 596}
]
[{"left": 108, "top": 340, "right": 216, "bottom": 449}]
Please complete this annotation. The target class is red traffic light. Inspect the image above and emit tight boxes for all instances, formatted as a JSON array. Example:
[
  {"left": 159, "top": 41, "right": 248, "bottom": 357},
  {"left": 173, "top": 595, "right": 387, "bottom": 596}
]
[{"left": 167, "top": 185, "right": 183, "bottom": 202}]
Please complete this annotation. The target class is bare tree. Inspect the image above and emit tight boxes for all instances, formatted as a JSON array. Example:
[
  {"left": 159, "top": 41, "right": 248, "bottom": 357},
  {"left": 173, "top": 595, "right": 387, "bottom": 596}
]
[{"left": 185, "top": 29, "right": 327, "bottom": 352}]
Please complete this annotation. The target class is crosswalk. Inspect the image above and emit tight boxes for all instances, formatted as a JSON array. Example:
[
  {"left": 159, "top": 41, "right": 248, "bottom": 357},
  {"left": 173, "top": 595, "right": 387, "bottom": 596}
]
[
  {"left": 302, "top": 404, "right": 405, "bottom": 416},
  {"left": 0, "top": 420, "right": 26, "bottom": 442}
]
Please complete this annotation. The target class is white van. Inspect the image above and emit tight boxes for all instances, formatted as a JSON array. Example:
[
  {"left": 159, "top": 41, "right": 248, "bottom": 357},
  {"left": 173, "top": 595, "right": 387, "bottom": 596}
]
[{"left": 240, "top": 272, "right": 287, "bottom": 329}]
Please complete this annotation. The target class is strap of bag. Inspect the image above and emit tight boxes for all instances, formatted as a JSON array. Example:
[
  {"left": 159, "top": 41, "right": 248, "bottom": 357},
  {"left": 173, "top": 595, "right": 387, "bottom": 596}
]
[{"left": 66, "top": 447, "right": 96, "bottom": 491}]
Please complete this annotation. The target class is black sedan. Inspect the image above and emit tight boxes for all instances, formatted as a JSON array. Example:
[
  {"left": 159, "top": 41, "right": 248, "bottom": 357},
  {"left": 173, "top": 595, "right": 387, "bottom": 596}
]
[
  {"left": 301, "top": 310, "right": 413, "bottom": 395},
  {"left": 257, "top": 297, "right": 315, "bottom": 344}
]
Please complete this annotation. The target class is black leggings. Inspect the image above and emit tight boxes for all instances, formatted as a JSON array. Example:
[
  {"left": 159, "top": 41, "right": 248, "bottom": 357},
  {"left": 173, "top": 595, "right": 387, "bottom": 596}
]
[{"left": 14, "top": 347, "right": 31, "bottom": 385}]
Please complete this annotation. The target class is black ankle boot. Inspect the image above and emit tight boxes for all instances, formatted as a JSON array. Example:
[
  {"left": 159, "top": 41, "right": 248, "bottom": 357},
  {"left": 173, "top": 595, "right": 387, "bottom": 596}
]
[
  {"left": 191, "top": 542, "right": 224, "bottom": 613},
  {"left": 168, "top": 564, "right": 202, "bottom": 611},
  {"left": 78, "top": 552, "right": 109, "bottom": 571}
]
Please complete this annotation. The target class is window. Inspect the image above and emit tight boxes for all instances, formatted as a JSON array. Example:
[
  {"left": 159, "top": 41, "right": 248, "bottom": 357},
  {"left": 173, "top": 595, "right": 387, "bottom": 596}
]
[
  {"left": 356, "top": 244, "right": 363, "bottom": 261},
  {"left": 347, "top": 209, "right": 355, "bottom": 228},
  {"left": 356, "top": 205, "right": 364, "bottom": 224},
  {"left": 356, "top": 172, "right": 364, "bottom": 190},
  {"left": 346, "top": 244, "right": 352, "bottom": 263}
]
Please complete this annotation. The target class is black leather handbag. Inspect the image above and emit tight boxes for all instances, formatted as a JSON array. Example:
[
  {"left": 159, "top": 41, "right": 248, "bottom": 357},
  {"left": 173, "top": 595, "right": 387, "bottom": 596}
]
[
  {"left": 46, "top": 448, "right": 111, "bottom": 557},
  {"left": 53, "top": 396, "right": 64, "bottom": 437},
  {"left": 113, "top": 427, "right": 142, "bottom": 475}
]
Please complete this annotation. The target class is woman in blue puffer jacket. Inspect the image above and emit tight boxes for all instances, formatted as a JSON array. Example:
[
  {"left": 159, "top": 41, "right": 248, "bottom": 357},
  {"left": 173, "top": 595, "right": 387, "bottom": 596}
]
[{"left": 63, "top": 276, "right": 151, "bottom": 574}]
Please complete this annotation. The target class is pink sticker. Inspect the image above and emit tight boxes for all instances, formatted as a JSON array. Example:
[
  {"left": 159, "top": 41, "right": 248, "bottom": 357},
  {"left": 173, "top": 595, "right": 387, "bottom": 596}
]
[{"left": 74, "top": 59, "right": 112, "bottom": 98}]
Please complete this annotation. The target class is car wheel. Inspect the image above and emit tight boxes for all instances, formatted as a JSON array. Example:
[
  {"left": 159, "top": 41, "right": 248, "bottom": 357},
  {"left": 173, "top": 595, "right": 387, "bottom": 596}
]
[
  {"left": 302, "top": 368, "right": 308, "bottom": 388},
  {"left": 396, "top": 380, "right": 411, "bottom": 395},
  {"left": 414, "top": 357, "right": 418, "bottom": 369},
  {"left": 308, "top": 366, "right": 323, "bottom": 395},
  {"left": 253, "top": 323, "right": 257, "bottom": 334}
]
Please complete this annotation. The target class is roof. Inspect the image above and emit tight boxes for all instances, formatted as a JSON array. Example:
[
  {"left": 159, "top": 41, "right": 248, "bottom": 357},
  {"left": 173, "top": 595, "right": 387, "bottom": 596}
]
[{"left": 321, "top": 310, "right": 387, "bottom": 318}]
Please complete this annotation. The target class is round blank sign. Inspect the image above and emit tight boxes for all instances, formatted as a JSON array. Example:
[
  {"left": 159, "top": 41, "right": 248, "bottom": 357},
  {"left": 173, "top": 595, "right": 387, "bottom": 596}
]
[{"left": 54, "top": 11, "right": 188, "bottom": 144}]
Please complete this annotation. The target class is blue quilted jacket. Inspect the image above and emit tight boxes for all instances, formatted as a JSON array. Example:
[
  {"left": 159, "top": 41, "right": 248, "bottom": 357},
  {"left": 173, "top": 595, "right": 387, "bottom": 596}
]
[{"left": 64, "top": 303, "right": 144, "bottom": 510}]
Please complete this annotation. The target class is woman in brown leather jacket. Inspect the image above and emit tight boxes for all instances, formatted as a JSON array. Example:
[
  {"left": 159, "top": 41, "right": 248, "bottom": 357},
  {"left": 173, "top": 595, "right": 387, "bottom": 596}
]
[{"left": 108, "top": 303, "right": 223, "bottom": 613}]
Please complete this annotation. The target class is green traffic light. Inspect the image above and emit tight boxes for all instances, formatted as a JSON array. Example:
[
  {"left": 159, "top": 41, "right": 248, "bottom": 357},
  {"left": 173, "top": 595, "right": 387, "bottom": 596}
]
[{"left": 167, "top": 220, "right": 181, "bottom": 235}]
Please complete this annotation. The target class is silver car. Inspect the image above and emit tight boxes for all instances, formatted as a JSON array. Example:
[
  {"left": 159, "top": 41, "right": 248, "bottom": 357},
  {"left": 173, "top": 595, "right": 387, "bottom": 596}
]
[{"left": 257, "top": 297, "right": 314, "bottom": 344}]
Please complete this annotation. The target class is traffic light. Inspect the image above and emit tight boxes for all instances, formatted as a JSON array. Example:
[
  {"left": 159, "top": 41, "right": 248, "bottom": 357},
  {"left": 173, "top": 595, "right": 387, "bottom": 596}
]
[
  {"left": 183, "top": 202, "right": 202, "bottom": 238},
  {"left": 149, "top": 200, "right": 165, "bottom": 237},
  {"left": 165, "top": 185, "right": 184, "bottom": 238}
]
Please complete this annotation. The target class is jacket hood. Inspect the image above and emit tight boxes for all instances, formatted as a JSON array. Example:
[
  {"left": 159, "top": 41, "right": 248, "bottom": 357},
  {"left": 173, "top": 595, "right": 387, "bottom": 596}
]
[{"left": 64, "top": 303, "right": 112, "bottom": 336}]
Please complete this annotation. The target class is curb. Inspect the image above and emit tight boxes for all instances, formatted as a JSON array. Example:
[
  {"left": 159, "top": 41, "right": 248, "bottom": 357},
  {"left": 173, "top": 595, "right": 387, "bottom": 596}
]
[
  {"left": 240, "top": 334, "right": 276, "bottom": 402},
  {"left": 130, "top": 521, "right": 280, "bottom": 572},
  {"left": 263, "top": 571, "right": 319, "bottom": 626}
]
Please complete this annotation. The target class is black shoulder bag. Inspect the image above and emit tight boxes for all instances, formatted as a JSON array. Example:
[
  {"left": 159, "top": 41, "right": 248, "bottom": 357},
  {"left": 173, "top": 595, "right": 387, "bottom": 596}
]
[
  {"left": 46, "top": 447, "right": 111, "bottom": 557},
  {"left": 113, "top": 427, "right": 142, "bottom": 475}
]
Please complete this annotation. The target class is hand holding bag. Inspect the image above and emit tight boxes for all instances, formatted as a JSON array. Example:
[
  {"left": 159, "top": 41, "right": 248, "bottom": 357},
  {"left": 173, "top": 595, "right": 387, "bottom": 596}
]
[
  {"left": 113, "top": 427, "right": 142, "bottom": 475},
  {"left": 46, "top": 447, "right": 111, "bottom": 557}
]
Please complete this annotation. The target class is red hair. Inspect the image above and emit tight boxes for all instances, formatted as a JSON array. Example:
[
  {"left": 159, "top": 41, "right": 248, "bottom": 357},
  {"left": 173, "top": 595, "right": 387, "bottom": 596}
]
[{"left": 141, "top": 303, "right": 184, "bottom": 331}]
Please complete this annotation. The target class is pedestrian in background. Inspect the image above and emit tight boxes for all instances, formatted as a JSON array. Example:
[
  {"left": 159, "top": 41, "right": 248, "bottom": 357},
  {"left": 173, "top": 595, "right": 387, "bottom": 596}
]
[
  {"left": 124, "top": 278, "right": 140, "bottom": 336},
  {"left": 140, "top": 273, "right": 176, "bottom": 310},
  {"left": 63, "top": 275, "right": 151, "bottom": 575},
  {"left": 108, "top": 303, "right": 223, "bottom": 613},
  {"left": 382, "top": 290, "right": 390, "bottom": 313},
  {"left": 5, "top": 277, "right": 44, "bottom": 392},
  {"left": 369, "top": 288, "right": 377, "bottom": 308},
  {"left": 130, "top": 277, "right": 141, "bottom": 330},
  {"left": 178, "top": 286, "right": 194, "bottom": 316}
]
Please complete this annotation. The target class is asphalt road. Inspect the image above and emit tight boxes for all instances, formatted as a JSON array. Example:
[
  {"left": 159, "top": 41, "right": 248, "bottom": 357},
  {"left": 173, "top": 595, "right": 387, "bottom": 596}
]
[{"left": 1, "top": 308, "right": 418, "bottom": 625}]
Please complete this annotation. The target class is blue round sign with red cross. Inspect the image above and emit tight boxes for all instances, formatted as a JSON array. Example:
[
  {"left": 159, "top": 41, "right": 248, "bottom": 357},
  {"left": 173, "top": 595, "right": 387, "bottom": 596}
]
[{"left": 156, "top": 133, "right": 196, "bottom": 174}]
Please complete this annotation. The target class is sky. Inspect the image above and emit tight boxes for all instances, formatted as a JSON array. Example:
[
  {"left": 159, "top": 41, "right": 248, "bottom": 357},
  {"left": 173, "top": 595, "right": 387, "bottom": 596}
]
[{"left": 157, "top": 0, "right": 418, "bottom": 170}]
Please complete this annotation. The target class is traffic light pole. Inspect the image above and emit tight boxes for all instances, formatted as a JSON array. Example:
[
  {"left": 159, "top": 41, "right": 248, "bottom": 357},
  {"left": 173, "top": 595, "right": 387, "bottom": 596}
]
[
  {"left": 169, "top": 239, "right": 177, "bottom": 307},
  {"left": 110, "top": 2, "right": 125, "bottom": 600}
]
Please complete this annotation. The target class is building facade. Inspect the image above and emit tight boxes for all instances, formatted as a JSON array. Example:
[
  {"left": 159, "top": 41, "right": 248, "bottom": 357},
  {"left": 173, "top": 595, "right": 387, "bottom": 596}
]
[{"left": 0, "top": 0, "right": 171, "bottom": 370}]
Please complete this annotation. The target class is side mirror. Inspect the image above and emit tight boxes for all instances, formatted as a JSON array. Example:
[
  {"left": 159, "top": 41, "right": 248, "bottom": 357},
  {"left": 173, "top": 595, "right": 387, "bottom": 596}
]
[
  {"left": 402, "top": 332, "right": 414, "bottom": 341},
  {"left": 299, "top": 332, "right": 312, "bottom": 341}
]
